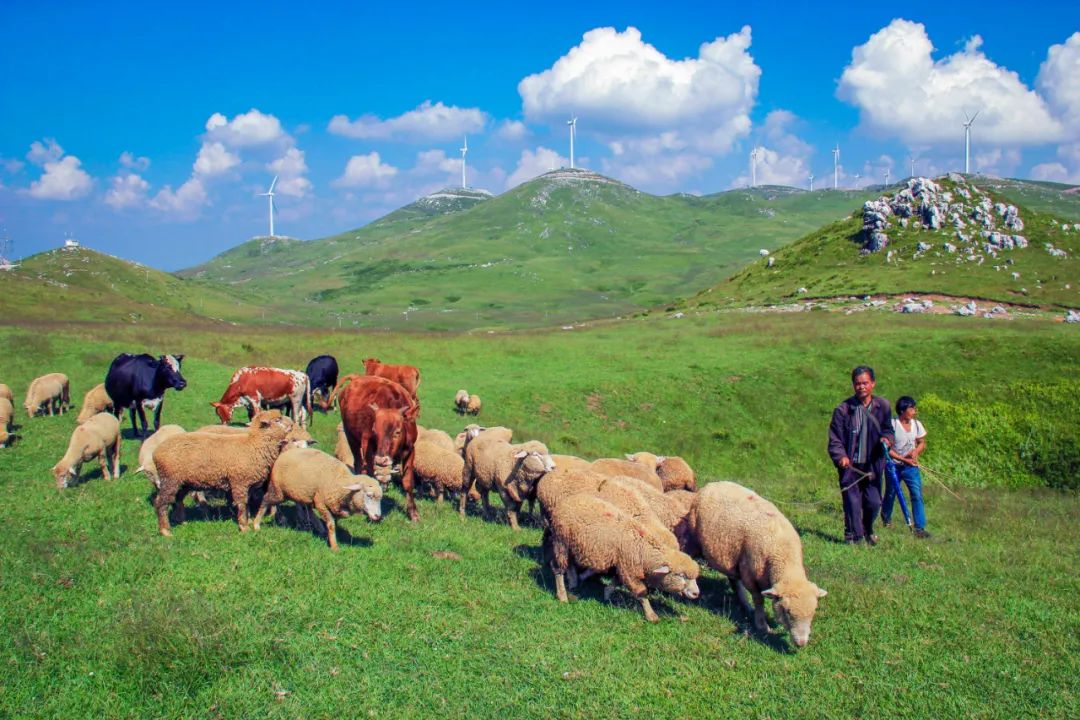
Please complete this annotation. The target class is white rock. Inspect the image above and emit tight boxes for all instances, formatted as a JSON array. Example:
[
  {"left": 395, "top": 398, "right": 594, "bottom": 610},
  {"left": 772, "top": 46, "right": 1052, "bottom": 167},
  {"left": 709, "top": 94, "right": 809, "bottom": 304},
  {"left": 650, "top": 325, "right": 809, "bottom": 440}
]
[{"left": 759, "top": 249, "right": 770, "bottom": 257}]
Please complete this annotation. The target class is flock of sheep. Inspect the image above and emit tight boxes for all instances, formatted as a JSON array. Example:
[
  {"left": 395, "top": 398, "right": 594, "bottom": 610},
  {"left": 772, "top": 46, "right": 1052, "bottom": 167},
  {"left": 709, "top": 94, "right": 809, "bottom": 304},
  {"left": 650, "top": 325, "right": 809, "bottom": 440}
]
[{"left": 3, "top": 364, "right": 827, "bottom": 648}]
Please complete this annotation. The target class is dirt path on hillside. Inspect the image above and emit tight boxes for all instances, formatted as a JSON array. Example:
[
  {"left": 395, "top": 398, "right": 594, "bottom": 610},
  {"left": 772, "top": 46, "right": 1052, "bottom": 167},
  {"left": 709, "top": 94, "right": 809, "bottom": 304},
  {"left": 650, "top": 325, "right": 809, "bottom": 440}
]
[{"left": 736, "top": 292, "right": 1061, "bottom": 320}]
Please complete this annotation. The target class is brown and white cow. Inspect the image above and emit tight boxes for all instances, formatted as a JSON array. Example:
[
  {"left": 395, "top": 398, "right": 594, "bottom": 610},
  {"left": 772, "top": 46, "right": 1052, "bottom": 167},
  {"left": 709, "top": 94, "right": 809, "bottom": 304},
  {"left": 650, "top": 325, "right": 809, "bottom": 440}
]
[
  {"left": 362, "top": 358, "right": 420, "bottom": 402},
  {"left": 211, "top": 367, "right": 311, "bottom": 427},
  {"left": 336, "top": 374, "right": 420, "bottom": 521}
]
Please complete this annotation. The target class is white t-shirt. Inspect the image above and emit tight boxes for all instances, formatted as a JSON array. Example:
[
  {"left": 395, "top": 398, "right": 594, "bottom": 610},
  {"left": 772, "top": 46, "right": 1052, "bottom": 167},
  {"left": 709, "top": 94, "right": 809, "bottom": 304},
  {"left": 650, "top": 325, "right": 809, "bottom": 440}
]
[{"left": 892, "top": 418, "right": 927, "bottom": 457}]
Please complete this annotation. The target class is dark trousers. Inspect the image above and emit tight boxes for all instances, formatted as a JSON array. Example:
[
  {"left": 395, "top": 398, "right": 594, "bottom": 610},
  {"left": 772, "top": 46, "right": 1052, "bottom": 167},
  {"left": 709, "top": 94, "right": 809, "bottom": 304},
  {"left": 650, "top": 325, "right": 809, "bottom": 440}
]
[{"left": 839, "top": 463, "right": 882, "bottom": 542}]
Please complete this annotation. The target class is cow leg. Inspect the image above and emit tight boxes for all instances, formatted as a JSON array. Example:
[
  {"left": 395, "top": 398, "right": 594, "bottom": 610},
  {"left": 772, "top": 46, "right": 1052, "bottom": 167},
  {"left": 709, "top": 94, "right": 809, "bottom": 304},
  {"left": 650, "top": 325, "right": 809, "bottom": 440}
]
[
  {"left": 112, "top": 438, "right": 122, "bottom": 478},
  {"left": 136, "top": 405, "right": 149, "bottom": 438},
  {"left": 231, "top": 484, "right": 251, "bottom": 532},
  {"left": 152, "top": 400, "right": 164, "bottom": 432},
  {"left": 128, "top": 407, "right": 140, "bottom": 437}
]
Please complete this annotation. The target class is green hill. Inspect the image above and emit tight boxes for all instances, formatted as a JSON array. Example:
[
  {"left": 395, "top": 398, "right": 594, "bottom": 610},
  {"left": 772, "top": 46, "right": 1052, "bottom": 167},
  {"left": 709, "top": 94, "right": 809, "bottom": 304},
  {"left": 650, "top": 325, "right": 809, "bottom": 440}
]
[
  {"left": 178, "top": 170, "right": 880, "bottom": 331},
  {"left": 0, "top": 245, "right": 277, "bottom": 326},
  {"left": 689, "top": 175, "right": 1080, "bottom": 309}
]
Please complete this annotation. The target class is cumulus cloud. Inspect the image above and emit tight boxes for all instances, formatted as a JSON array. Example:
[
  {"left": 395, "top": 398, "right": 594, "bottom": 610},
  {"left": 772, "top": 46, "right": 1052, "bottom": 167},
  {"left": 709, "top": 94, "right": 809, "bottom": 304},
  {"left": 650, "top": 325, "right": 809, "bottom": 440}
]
[
  {"left": 1031, "top": 143, "right": 1080, "bottom": 183},
  {"left": 838, "top": 19, "right": 1063, "bottom": 145},
  {"left": 1, "top": 157, "right": 24, "bottom": 174},
  {"left": 974, "top": 147, "right": 1022, "bottom": 176},
  {"left": 26, "top": 152, "right": 93, "bottom": 200},
  {"left": 495, "top": 120, "right": 529, "bottom": 141},
  {"left": 1037, "top": 32, "right": 1080, "bottom": 134},
  {"left": 328, "top": 101, "right": 488, "bottom": 141},
  {"left": 333, "top": 152, "right": 399, "bottom": 188},
  {"left": 606, "top": 153, "right": 713, "bottom": 188},
  {"left": 26, "top": 138, "right": 64, "bottom": 165},
  {"left": 726, "top": 110, "right": 815, "bottom": 188},
  {"left": 193, "top": 141, "right": 241, "bottom": 177},
  {"left": 149, "top": 178, "right": 207, "bottom": 219},
  {"left": 519, "top": 26, "right": 758, "bottom": 149},
  {"left": 506, "top": 147, "right": 567, "bottom": 189},
  {"left": 104, "top": 173, "right": 150, "bottom": 209},
  {"left": 414, "top": 149, "right": 461, "bottom": 177},
  {"left": 205, "top": 109, "right": 289, "bottom": 147},
  {"left": 267, "top": 147, "right": 313, "bottom": 197},
  {"left": 119, "top": 151, "right": 150, "bottom": 171}
]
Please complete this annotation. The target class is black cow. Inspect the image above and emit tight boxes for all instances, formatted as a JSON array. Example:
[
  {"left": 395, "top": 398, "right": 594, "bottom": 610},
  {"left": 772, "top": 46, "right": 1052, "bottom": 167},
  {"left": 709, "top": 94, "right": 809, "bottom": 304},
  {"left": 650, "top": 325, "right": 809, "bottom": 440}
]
[
  {"left": 105, "top": 353, "right": 187, "bottom": 437},
  {"left": 305, "top": 354, "right": 339, "bottom": 411}
]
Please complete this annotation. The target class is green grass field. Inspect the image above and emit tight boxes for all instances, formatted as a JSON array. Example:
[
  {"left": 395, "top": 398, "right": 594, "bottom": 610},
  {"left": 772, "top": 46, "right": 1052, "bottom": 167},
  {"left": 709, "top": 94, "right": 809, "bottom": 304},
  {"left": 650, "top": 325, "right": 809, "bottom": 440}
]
[{"left": 1, "top": 311, "right": 1077, "bottom": 718}]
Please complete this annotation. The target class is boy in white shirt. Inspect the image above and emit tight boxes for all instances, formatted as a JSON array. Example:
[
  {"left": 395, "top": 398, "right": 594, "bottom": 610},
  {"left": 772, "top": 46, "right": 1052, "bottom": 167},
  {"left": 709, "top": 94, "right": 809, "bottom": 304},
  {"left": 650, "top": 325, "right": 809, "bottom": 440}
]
[{"left": 883, "top": 396, "right": 930, "bottom": 538}]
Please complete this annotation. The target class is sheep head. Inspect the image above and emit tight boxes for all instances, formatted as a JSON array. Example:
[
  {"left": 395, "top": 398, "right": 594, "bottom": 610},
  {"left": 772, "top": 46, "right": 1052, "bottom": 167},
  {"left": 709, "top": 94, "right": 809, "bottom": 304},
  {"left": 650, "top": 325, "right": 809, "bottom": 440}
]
[
  {"left": 763, "top": 581, "right": 828, "bottom": 648},
  {"left": 344, "top": 476, "right": 383, "bottom": 522},
  {"left": 647, "top": 549, "right": 700, "bottom": 600},
  {"left": 625, "top": 452, "right": 666, "bottom": 469}
]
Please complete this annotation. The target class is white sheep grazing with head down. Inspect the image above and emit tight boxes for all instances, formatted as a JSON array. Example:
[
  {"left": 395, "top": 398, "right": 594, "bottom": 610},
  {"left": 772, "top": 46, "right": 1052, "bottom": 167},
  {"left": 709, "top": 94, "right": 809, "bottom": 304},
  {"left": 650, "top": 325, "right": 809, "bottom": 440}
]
[
  {"left": 465, "top": 394, "right": 482, "bottom": 416},
  {"left": 77, "top": 383, "right": 114, "bottom": 424},
  {"left": 460, "top": 434, "right": 555, "bottom": 530},
  {"left": 52, "top": 412, "right": 122, "bottom": 488},
  {"left": 0, "top": 383, "right": 14, "bottom": 404},
  {"left": 454, "top": 389, "right": 470, "bottom": 414},
  {"left": 626, "top": 452, "right": 697, "bottom": 492},
  {"left": 692, "top": 481, "right": 827, "bottom": 648}
]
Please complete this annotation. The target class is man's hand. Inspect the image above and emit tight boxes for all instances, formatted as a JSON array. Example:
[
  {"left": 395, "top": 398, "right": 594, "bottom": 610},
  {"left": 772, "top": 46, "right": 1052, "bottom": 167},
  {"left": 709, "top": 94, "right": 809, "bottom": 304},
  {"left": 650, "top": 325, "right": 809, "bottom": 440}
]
[{"left": 839, "top": 457, "right": 851, "bottom": 469}]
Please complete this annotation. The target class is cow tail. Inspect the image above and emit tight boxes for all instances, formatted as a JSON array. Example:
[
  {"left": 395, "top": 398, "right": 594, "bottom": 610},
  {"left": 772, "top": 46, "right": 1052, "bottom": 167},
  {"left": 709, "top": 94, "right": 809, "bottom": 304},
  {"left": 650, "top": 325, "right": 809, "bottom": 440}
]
[{"left": 328, "top": 374, "right": 362, "bottom": 409}]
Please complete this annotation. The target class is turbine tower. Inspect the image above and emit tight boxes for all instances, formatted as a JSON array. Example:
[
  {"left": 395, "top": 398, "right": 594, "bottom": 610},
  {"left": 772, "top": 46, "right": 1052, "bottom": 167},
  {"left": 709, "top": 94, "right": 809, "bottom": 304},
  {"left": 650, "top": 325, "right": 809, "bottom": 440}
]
[
  {"left": 884, "top": 168, "right": 891, "bottom": 187},
  {"left": 460, "top": 135, "right": 468, "bottom": 189},
  {"left": 809, "top": 173, "right": 814, "bottom": 192},
  {"left": 909, "top": 155, "right": 916, "bottom": 178},
  {"left": 750, "top": 148, "right": 758, "bottom": 188},
  {"left": 257, "top": 175, "right": 278, "bottom": 238},
  {"left": 833, "top": 145, "right": 840, "bottom": 190},
  {"left": 963, "top": 110, "right": 980, "bottom": 174},
  {"left": 567, "top": 116, "right": 577, "bottom": 169}
]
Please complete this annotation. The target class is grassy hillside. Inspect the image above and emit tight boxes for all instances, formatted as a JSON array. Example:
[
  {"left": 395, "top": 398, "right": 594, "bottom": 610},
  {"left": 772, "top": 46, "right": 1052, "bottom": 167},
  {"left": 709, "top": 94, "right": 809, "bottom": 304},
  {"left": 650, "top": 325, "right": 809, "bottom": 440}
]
[
  {"left": 179, "top": 171, "right": 880, "bottom": 330},
  {"left": 0, "top": 311, "right": 1076, "bottom": 718},
  {"left": 0, "top": 246, "right": 282, "bottom": 326},
  {"left": 694, "top": 175, "right": 1080, "bottom": 309},
  {"left": 972, "top": 176, "right": 1080, "bottom": 220}
]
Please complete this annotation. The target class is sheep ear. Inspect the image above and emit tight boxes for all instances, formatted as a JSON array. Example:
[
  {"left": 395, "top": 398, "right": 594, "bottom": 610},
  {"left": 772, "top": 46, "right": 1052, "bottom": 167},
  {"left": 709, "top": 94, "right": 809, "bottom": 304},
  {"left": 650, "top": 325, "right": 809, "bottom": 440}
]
[
  {"left": 342, "top": 483, "right": 366, "bottom": 491},
  {"left": 624, "top": 453, "right": 636, "bottom": 461},
  {"left": 762, "top": 587, "right": 782, "bottom": 599},
  {"left": 513, "top": 450, "right": 528, "bottom": 459},
  {"left": 816, "top": 586, "right": 828, "bottom": 598},
  {"left": 653, "top": 565, "right": 671, "bottom": 575}
]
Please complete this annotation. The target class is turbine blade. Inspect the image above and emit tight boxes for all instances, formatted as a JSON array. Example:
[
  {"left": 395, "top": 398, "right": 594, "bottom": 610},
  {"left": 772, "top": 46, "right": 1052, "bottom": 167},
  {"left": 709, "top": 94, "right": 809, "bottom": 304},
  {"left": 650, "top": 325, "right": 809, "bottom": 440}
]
[
  {"left": 970, "top": 110, "right": 980, "bottom": 123},
  {"left": 268, "top": 175, "right": 279, "bottom": 193}
]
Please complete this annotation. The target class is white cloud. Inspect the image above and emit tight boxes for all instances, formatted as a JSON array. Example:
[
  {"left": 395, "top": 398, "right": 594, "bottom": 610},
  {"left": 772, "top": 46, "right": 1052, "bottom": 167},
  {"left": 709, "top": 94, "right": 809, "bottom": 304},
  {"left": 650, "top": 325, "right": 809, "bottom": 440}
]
[
  {"left": 205, "top": 109, "right": 289, "bottom": 147},
  {"left": 838, "top": 19, "right": 1063, "bottom": 145},
  {"left": 414, "top": 149, "right": 460, "bottom": 176},
  {"left": 606, "top": 153, "right": 712, "bottom": 188},
  {"left": 1031, "top": 143, "right": 1080, "bottom": 183},
  {"left": 193, "top": 141, "right": 241, "bottom": 177},
  {"left": 333, "top": 152, "right": 398, "bottom": 188},
  {"left": 519, "top": 26, "right": 759, "bottom": 151},
  {"left": 495, "top": 120, "right": 529, "bottom": 141},
  {"left": 1037, "top": 32, "right": 1080, "bottom": 134},
  {"left": 149, "top": 177, "right": 207, "bottom": 219},
  {"left": 506, "top": 147, "right": 567, "bottom": 188},
  {"left": 974, "top": 147, "right": 1022, "bottom": 176},
  {"left": 104, "top": 173, "right": 150, "bottom": 209},
  {"left": 267, "top": 147, "right": 312, "bottom": 197},
  {"left": 27, "top": 154, "right": 93, "bottom": 200},
  {"left": 26, "top": 138, "right": 64, "bottom": 165},
  {"left": 1, "top": 157, "right": 24, "bottom": 174},
  {"left": 727, "top": 110, "right": 815, "bottom": 188},
  {"left": 328, "top": 101, "right": 488, "bottom": 141},
  {"left": 119, "top": 151, "right": 150, "bottom": 171}
]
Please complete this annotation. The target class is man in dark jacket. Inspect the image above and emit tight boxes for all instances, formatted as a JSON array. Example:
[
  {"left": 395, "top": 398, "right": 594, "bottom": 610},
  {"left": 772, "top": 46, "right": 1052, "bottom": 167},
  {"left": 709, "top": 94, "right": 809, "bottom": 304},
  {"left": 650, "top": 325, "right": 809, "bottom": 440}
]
[{"left": 828, "top": 365, "right": 895, "bottom": 545}]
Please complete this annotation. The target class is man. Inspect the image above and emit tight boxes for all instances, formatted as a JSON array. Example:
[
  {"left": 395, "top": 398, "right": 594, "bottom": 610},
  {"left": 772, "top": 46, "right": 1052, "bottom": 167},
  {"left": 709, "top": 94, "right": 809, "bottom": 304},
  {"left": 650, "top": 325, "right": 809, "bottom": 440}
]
[{"left": 828, "top": 365, "right": 894, "bottom": 545}]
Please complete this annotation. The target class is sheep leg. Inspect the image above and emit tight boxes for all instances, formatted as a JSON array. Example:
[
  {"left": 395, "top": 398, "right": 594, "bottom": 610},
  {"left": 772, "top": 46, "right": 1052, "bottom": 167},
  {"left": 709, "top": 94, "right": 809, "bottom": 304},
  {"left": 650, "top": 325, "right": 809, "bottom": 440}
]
[
  {"left": 551, "top": 538, "right": 571, "bottom": 602},
  {"left": 231, "top": 484, "right": 251, "bottom": 532},
  {"left": 98, "top": 452, "right": 109, "bottom": 480},
  {"left": 253, "top": 481, "right": 284, "bottom": 532},
  {"left": 314, "top": 497, "right": 339, "bottom": 551},
  {"left": 730, "top": 577, "right": 755, "bottom": 615},
  {"left": 400, "top": 456, "right": 419, "bottom": 522},
  {"left": 481, "top": 489, "right": 492, "bottom": 519},
  {"left": 459, "top": 464, "right": 475, "bottom": 518},
  {"left": 154, "top": 480, "right": 180, "bottom": 536},
  {"left": 638, "top": 597, "right": 660, "bottom": 623}
]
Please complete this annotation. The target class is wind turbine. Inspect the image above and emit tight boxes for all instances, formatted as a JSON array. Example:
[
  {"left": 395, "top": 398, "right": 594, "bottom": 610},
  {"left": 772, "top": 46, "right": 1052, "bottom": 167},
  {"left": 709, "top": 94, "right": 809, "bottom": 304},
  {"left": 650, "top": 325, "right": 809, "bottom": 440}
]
[
  {"left": 963, "top": 110, "right": 980, "bottom": 174},
  {"left": 884, "top": 168, "right": 891, "bottom": 187},
  {"left": 750, "top": 148, "right": 758, "bottom": 188},
  {"left": 809, "top": 173, "right": 814, "bottom": 192},
  {"left": 460, "top": 135, "right": 468, "bottom": 189},
  {"left": 833, "top": 145, "right": 840, "bottom": 190},
  {"left": 909, "top": 155, "right": 917, "bottom": 178},
  {"left": 567, "top": 116, "right": 577, "bottom": 169},
  {"left": 257, "top": 175, "right": 278, "bottom": 238}
]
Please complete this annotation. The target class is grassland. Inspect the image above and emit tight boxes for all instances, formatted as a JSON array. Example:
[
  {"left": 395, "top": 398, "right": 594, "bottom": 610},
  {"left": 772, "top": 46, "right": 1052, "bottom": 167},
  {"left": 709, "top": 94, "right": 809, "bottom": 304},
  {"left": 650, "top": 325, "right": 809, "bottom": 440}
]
[{"left": 1, "top": 310, "right": 1077, "bottom": 719}]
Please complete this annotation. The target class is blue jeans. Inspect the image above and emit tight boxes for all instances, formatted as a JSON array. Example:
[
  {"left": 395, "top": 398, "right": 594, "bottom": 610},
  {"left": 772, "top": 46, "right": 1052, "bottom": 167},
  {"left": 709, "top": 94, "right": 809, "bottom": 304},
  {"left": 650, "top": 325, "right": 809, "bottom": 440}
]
[{"left": 882, "top": 464, "right": 927, "bottom": 530}]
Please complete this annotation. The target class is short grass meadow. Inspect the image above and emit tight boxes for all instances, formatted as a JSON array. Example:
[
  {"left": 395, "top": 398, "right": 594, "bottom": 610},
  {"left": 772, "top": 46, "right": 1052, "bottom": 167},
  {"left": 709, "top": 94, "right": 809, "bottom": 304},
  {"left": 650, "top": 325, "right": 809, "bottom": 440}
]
[{"left": 1, "top": 309, "right": 1077, "bottom": 719}]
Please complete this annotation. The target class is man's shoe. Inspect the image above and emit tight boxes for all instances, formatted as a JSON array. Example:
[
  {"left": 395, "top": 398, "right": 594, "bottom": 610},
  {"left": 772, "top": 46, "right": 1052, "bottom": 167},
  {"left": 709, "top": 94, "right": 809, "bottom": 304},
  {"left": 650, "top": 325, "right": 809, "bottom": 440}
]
[
  {"left": 881, "top": 520, "right": 893, "bottom": 529},
  {"left": 866, "top": 534, "right": 880, "bottom": 546},
  {"left": 912, "top": 528, "right": 931, "bottom": 539}
]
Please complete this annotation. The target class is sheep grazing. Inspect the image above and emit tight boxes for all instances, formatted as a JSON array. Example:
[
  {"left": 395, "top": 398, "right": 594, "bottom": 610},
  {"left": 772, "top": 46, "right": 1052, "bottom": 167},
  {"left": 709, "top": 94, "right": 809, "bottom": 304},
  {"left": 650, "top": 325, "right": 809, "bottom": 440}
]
[
  {"left": 52, "top": 412, "right": 122, "bottom": 488},
  {"left": 152, "top": 410, "right": 293, "bottom": 536},
  {"left": 417, "top": 425, "right": 456, "bottom": 453},
  {"left": 590, "top": 457, "right": 663, "bottom": 491},
  {"left": 0, "top": 396, "right": 13, "bottom": 447},
  {"left": 24, "top": 373, "right": 70, "bottom": 417},
  {"left": 460, "top": 435, "right": 555, "bottom": 530},
  {"left": 253, "top": 448, "right": 383, "bottom": 551},
  {"left": 0, "top": 383, "right": 13, "bottom": 404},
  {"left": 77, "top": 383, "right": 114, "bottom": 424},
  {"left": 692, "top": 481, "right": 827, "bottom": 647},
  {"left": 454, "top": 389, "right": 470, "bottom": 414},
  {"left": 454, "top": 425, "right": 512, "bottom": 455},
  {"left": 658, "top": 457, "right": 696, "bottom": 492},
  {"left": 465, "top": 394, "right": 482, "bottom": 416},
  {"left": 605, "top": 476, "right": 699, "bottom": 554},
  {"left": 136, "top": 424, "right": 186, "bottom": 488},
  {"left": 414, "top": 438, "right": 468, "bottom": 503},
  {"left": 548, "top": 493, "right": 700, "bottom": 622}
]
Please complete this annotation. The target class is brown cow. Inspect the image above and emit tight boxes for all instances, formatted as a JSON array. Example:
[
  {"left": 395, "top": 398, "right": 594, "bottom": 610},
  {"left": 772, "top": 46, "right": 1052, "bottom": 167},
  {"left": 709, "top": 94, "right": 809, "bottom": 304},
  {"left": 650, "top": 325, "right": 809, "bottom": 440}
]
[
  {"left": 337, "top": 374, "right": 420, "bottom": 521},
  {"left": 362, "top": 358, "right": 420, "bottom": 401},
  {"left": 211, "top": 367, "right": 311, "bottom": 427}
]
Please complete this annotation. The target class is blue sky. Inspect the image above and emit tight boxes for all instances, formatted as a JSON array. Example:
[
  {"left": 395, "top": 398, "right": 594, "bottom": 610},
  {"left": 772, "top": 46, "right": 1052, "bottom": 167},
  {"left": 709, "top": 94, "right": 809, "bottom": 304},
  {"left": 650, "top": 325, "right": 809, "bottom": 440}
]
[{"left": 1, "top": 1, "right": 1077, "bottom": 269}]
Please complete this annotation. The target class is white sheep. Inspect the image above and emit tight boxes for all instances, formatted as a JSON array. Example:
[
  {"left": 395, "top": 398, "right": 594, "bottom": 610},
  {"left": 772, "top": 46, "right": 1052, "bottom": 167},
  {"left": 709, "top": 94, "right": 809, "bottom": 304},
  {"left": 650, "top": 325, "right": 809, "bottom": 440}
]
[
  {"left": 548, "top": 493, "right": 700, "bottom": 622},
  {"left": 52, "top": 412, "right": 121, "bottom": 488},
  {"left": 625, "top": 452, "right": 697, "bottom": 491},
  {"left": 454, "top": 424, "right": 512, "bottom": 455},
  {"left": 591, "top": 457, "right": 663, "bottom": 491},
  {"left": 0, "top": 397, "right": 13, "bottom": 447},
  {"left": 460, "top": 434, "right": 555, "bottom": 530},
  {"left": 253, "top": 447, "right": 382, "bottom": 551},
  {"left": 691, "top": 481, "right": 827, "bottom": 647},
  {"left": 136, "top": 424, "right": 186, "bottom": 488},
  {"left": 454, "top": 389, "right": 470, "bottom": 414},
  {"left": 76, "top": 383, "right": 114, "bottom": 424},
  {"left": 417, "top": 425, "right": 456, "bottom": 453},
  {"left": 24, "top": 373, "right": 70, "bottom": 417},
  {"left": 465, "top": 394, "right": 482, "bottom": 416},
  {"left": 0, "top": 383, "right": 13, "bottom": 404}
]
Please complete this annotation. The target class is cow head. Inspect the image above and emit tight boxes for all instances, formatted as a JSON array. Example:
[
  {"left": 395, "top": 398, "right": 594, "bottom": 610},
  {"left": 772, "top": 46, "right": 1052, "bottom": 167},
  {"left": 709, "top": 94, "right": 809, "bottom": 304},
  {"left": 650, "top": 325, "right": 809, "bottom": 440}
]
[
  {"left": 362, "top": 358, "right": 381, "bottom": 373},
  {"left": 369, "top": 402, "right": 415, "bottom": 479},
  {"left": 210, "top": 401, "right": 233, "bottom": 424},
  {"left": 158, "top": 354, "right": 187, "bottom": 391}
]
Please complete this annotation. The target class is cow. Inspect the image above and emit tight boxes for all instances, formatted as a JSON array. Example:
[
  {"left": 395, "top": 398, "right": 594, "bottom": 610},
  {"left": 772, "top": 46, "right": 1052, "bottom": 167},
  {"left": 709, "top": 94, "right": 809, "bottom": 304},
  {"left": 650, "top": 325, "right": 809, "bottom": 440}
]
[
  {"left": 305, "top": 355, "right": 339, "bottom": 411},
  {"left": 336, "top": 374, "right": 420, "bottom": 522},
  {"left": 211, "top": 367, "right": 311, "bottom": 427},
  {"left": 362, "top": 358, "right": 420, "bottom": 401},
  {"left": 105, "top": 353, "right": 187, "bottom": 438}
]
